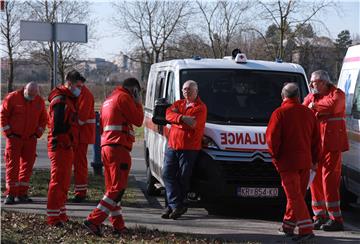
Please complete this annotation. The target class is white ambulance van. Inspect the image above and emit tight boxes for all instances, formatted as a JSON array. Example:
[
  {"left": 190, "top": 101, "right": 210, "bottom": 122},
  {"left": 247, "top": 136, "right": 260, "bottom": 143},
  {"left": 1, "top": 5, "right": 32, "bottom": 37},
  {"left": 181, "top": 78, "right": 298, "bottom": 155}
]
[
  {"left": 144, "top": 51, "right": 309, "bottom": 210},
  {"left": 337, "top": 44, "right": 360, "bottom": 206}
]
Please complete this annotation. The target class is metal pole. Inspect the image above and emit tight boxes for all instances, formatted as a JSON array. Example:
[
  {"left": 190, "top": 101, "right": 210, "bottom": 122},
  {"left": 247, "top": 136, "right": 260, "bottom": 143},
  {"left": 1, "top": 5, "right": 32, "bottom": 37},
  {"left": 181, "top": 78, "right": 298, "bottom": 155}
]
[{"left": 52, "top": 23, "right": 57, "bottom": 88}]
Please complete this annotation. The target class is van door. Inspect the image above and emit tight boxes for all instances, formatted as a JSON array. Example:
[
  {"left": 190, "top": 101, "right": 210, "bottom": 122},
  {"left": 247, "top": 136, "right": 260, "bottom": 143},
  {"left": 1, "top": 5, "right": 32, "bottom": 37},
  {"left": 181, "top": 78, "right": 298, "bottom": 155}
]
[
  {"left": 343, "top": 70, "right": 360, "bottom": 196},
  {"left": 151, "top": 70, "right": 167, "bottom": 179}
]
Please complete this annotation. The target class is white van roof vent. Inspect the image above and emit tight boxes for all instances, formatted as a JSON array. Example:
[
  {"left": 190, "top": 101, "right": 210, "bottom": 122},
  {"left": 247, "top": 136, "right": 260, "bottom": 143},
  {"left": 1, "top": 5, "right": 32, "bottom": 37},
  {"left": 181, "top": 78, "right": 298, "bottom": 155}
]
[
  {"left": 231, "top": 48, "right": 247, "bottom": 63},
  {"left": 235, "top": 53, "right": 247, "bottom": 63}
]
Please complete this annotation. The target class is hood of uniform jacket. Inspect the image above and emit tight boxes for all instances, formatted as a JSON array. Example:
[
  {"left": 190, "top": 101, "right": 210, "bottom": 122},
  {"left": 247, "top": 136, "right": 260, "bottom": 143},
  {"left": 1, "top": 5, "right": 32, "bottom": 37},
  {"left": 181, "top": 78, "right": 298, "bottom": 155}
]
[{"left": 48, "top": 85, "right": 75, "bottom": 102}]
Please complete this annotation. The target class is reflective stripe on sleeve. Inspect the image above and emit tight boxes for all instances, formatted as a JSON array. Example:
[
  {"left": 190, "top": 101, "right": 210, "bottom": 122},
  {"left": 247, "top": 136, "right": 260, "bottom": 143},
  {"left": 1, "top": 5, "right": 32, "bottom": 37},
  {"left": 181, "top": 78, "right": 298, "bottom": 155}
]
[
  {"left": 78, "top": 119, "right": 86, "bottom": 125},
  {"left": 1, "top": 125, "right": 10, "bottom": 131},
  {"left": 86, "top": 119, "right": 96, "bottom": 124},
  {"left": 102, "top": 195, "right": 116, "bottom": 206},
  {"left": 103, "top": 125, "right": 135, "bottom": 136},
  {"left": 104, "top": 125, "right": 123, "bottom": 131}
]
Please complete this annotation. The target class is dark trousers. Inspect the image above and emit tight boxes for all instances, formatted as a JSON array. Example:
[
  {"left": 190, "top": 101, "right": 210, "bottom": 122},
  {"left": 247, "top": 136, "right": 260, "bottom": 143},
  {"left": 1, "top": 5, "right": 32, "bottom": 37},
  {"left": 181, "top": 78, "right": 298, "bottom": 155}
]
[{"left": 162, "top": 148, "right": 199, "bottom": 209}]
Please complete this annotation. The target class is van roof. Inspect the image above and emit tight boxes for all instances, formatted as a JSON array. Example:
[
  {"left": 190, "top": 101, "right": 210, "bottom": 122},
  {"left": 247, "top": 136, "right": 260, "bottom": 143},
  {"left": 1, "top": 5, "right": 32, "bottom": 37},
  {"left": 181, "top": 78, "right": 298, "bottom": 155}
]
[{"left": 152, "top": 58, "right": 306, "bottom": 74}]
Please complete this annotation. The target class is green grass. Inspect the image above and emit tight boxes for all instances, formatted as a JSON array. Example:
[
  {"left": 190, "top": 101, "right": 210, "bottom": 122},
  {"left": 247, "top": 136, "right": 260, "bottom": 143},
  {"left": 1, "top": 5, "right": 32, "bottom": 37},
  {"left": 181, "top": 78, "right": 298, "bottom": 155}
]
[{"left": 2, "top": 170, "right": 138, "bottom": 206}]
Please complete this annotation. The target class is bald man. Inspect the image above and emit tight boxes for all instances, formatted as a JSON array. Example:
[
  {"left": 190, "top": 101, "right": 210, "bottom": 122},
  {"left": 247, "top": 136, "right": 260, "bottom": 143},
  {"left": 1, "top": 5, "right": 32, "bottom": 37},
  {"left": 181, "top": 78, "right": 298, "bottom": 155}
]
[
  {"left": 1, "top": 82, "right": 47, "bottom": 204},
  {"left": 266, "top": 83, "right": 321, "bottom": 242},
  {"left": 162, "top": 80, "right": 207, "bottom": 220}
]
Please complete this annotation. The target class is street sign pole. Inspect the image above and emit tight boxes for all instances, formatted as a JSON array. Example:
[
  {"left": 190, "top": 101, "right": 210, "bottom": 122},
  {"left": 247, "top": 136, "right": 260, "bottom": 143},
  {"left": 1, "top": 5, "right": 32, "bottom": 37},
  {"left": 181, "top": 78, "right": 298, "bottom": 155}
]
[{"left": 52, "top": 23, "right": 57, "bottom": 89}]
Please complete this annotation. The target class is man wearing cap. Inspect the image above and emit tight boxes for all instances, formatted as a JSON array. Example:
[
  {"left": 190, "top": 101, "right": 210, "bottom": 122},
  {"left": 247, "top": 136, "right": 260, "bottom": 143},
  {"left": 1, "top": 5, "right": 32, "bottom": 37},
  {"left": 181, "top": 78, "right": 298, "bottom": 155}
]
[
  {"left": 303, "top": 70, "right": 349, "bottom": 231},
  {"left": 1, "top": 82, "right": 47, "bottom": 204},
  {"left": 266, "top": 83, "right": 321, "bottom": 242}
]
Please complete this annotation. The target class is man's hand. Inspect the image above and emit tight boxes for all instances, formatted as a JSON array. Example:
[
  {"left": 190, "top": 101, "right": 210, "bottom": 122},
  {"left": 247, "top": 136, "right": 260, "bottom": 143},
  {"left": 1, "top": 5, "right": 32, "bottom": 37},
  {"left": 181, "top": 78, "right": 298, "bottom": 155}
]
[
  {"left": 181, "top": 116, "right": 196, "bottom": 128},
  {"left": 308, "top": 102, "right": 315, "bottom": 110},
  {"left": 132, "top": 88, "right": 142, "bottom": 104}
]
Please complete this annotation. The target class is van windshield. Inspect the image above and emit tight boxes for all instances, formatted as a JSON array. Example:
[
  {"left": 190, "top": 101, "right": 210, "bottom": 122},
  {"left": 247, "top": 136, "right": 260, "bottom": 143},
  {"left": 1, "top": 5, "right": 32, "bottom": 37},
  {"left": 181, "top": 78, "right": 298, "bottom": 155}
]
[{"left": 180, "top": 69, "right": 308, "bottom": 125}]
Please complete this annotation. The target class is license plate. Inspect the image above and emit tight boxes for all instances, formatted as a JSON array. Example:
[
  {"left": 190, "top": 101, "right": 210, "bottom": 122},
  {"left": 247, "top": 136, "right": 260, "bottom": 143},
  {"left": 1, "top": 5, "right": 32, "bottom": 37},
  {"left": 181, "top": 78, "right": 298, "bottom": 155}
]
[{"left": 237, "top": 187, "right": 278, "bottom": 198}]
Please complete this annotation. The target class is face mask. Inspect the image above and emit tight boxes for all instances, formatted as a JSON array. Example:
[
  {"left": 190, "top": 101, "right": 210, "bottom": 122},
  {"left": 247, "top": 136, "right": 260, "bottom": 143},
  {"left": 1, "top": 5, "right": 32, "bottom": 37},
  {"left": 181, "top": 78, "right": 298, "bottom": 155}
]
[
  {"left": 24, "top": 92, "right": 34, "bottom": 101},
  {"left": 310, "top": 87, "right": 319, "bottom": 94},
  {"left": 71, "top": 87, "right": 81, "bottom": 97}
]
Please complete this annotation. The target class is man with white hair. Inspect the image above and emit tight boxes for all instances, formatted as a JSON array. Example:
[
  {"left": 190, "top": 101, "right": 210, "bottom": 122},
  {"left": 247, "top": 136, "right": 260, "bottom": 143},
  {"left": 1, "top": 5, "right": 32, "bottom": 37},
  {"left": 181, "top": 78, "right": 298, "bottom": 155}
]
[
  {"left": 162, "top": 80, "right": 207, "bottom": 220},
  {"left": 1, "top": 82, "right": 47, "bottom": 204},
  {"left": 303, "top": 70, "right": 349, "bottom": 231},
  {"left": 266, "top": 83, "right": 321, "bottom": 242}
]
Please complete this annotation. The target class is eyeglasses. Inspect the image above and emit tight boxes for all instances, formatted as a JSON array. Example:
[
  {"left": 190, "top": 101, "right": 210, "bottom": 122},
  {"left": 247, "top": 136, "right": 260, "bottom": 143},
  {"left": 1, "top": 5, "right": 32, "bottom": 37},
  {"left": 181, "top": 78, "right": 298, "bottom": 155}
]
[
  {"left": 310, "top": 79, "right": 323, "bottom": 84},
  {"left": 182, "top": 87, "right": 192, "bottom": 92}
]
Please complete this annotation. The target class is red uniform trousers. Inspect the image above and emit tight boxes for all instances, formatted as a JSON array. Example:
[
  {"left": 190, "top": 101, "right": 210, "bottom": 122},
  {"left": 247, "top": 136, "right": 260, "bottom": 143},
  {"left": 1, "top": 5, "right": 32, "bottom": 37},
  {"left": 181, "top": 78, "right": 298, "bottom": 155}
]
[
  {"left": 4, "top": 137, "right": 37, "bottom": 196},
  {"left": 73, "top": 143, "right": 89, "bottom": 197},
  {"left": 310, "top": 151, "right": 343, "bottom": 222},
  {"left": 87, "top": 145, "right": 131, "bottom": 231},
  {"left": 280, "top": 170, "right": 313, "bottom": 235},
  {"left": 47, "top": 147, "right": 74, "bottom": 225}
]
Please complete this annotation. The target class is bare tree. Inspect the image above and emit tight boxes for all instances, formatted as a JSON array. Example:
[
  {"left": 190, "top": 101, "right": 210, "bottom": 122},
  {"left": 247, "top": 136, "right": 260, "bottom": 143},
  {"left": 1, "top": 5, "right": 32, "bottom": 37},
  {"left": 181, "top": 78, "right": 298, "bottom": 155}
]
[
  {"left": 0, "top": 0, "right": 27, "bottom": 92},
  {"left": 24, "top": 0, "right": 92, "bottom": 87},
  {"left": 196, "top": 0, "right": 253, "bottom": 58},
  {"left": 257, "top": 0, "right": 335, "bottom": 60},
  {"left": 112, "top": 0, "right": 193, "bottom": 65}
]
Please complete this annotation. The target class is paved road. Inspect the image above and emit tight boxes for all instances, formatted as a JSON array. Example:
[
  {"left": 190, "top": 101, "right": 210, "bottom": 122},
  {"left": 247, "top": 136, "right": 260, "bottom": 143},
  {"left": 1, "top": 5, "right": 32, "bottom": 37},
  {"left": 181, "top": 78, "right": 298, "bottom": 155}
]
[{"left": 1, "top": 139, "right": 360, "bottom": 243}]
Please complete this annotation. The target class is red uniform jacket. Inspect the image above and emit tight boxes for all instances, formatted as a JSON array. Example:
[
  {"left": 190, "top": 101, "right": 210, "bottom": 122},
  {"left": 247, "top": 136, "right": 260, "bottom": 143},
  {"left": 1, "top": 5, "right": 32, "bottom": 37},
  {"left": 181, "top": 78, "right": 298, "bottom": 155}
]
[
  {"left": 303, "top": 85, "right": 349, "bottom": 152},
  {"left": 166, "top": 96, "right": 207, "bottom": 150},
  {"left": 47, "top": 86, "right": 79, "bottom": 151},
  {"left": 1, "top": 88, "right": 47, "bottom": 139},
  {"left": 266, "top": 98, "right": 321, "bottom": 172},
  {"left": 100, "top": 87, "right": 144, "bottom": 151},
  {"left": 77, "top": 85, "right": 95, "bottom": 144}
]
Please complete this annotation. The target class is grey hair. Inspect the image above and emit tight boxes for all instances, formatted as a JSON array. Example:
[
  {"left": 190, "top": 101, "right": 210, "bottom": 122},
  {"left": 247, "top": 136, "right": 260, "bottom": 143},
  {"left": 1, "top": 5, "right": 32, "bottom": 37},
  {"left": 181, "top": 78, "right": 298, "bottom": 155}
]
[
  {"left": 281, "top": 83, "right": 299, "bottom": 98},
  {"left": 311, "top": 70, "right": 331, "bottom": 84},
  {"left": 183, "top": 80, "right": 198, "bottom": 91}
]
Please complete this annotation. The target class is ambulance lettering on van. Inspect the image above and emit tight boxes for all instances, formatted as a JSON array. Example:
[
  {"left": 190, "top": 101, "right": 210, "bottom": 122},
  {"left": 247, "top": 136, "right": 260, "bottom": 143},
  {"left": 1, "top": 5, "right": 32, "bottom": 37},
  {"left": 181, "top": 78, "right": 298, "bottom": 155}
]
[{"left": 144, "top": 50, "right": 310, "bottom": 208}]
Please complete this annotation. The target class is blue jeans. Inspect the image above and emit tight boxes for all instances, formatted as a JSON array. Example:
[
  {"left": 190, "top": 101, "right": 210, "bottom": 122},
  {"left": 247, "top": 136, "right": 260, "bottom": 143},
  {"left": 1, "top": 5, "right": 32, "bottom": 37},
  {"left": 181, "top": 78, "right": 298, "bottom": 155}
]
[{"left": 162, "top": 148, "right": 199, "bottom": 210}]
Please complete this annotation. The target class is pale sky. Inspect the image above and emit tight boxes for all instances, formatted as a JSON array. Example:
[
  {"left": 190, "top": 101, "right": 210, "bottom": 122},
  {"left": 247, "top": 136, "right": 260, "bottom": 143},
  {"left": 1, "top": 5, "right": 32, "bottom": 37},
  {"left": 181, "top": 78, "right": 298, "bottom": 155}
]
[{"left": 84, "top": 0, "right": 360, "bottom": 60}]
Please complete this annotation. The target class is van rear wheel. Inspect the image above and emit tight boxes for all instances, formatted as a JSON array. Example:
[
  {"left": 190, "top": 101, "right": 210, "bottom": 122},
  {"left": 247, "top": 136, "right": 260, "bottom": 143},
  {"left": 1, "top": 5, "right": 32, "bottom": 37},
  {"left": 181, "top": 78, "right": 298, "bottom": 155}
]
[{"left": 146, "top": 166, "right": 160, "bottom": 196}]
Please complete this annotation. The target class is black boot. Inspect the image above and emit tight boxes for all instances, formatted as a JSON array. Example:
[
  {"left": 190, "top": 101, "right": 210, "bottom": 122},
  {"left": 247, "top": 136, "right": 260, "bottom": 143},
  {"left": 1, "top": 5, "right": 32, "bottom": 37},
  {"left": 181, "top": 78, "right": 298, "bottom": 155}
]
[
  {"left": 4, "top": 195, "right": 15, "bottom": 205},
  {"left": 321, "top": 219, "right": 344, "bottom": 231},
  {"left": 16, "top": 195, "right": 33, "bottom": 203},
  {"left": 313, "top": 218, "right": 327, "bottom": 230},
  {"left": 161, "top": 206, "right": 172, "bottom": 219}
]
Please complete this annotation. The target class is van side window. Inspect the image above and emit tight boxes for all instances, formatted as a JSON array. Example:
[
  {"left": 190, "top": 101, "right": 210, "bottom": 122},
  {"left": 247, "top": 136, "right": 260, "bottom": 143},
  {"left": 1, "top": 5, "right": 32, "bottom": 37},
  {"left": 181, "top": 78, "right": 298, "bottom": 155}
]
[
  {"left": 352, "top": 72, "right": 360, "bottom": 119},
  {"left": 154, "top": 71, "right": 166, "bottom": 102},
  {"left": 166, "top": 71, "right": 175, "bottom": 104}
]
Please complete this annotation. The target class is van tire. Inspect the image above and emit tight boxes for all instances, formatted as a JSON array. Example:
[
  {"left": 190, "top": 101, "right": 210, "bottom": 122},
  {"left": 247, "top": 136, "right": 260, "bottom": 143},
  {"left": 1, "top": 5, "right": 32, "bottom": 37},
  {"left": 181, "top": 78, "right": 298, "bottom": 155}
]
[
  {"left": 340, "top": 176, "right": 356, "bottom": 210},
  {"left": 146, "top": 166, "right": 160, "bottom": 196}
]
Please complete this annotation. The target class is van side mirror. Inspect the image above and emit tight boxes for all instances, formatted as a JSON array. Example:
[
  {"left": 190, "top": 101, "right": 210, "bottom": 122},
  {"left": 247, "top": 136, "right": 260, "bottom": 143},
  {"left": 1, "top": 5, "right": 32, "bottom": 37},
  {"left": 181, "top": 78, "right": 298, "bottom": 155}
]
[{"left": 152, "top": 98, "right": 171, "bottom": 125}]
